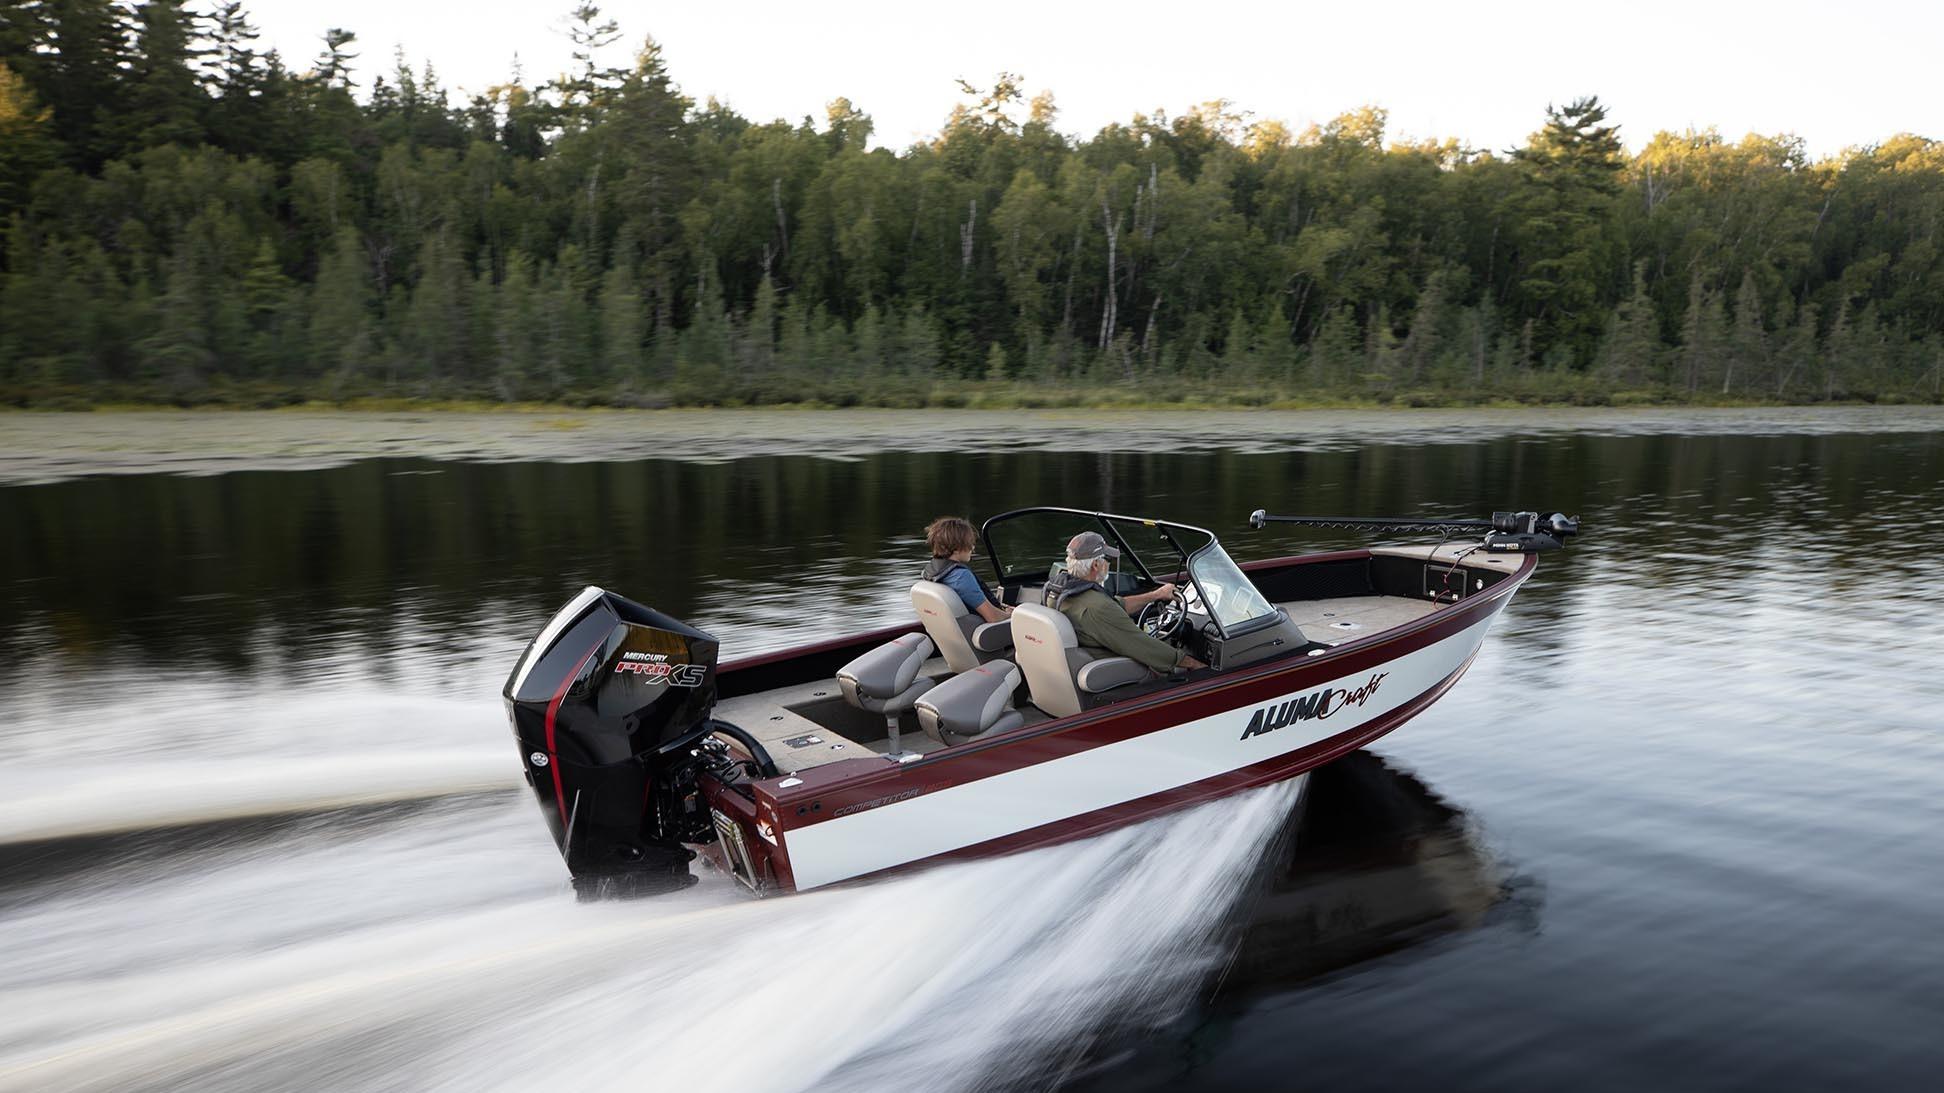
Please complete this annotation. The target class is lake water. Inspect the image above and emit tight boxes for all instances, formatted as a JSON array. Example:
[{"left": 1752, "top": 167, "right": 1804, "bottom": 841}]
[{"left": 1, "top": 410, "right": 1940, "bottom": 1091}]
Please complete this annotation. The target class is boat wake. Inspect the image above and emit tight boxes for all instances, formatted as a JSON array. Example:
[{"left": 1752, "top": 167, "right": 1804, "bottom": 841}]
[
  {"left": 0, "top": 751, "right": 519, "bottom": 847},
  {"left": 0, "top": 771, "right": 1302, "bottom": 1093}
]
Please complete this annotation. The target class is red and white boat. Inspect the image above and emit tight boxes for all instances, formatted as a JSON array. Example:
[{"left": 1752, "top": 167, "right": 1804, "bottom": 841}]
[{"left": 502, "top": 506, "right": 1577, "bottom": 897}]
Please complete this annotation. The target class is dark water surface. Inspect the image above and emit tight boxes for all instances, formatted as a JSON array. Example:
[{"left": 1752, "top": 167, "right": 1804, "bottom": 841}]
[{"left": 2, "top": 419, "right": 1941, "bottom": 1091}]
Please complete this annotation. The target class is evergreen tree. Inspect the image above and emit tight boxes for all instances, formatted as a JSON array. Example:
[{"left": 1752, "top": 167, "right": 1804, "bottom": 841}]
[
  {"left": 1508, "top": 96, "right": 1625, "bottom": 363},
  {"left": 1396, "top": 271, "right": 1449, "bottom": 385},
  {"left": 1772, "top": 300, "right": 1818, "bottom": 399},
  {"left": 118, "top": 0, "right": 206, "bottom": 150},
  {"left": 309, "top": 227, "right": 375, "bottom": 383},
  {"left": 31, "top": 0, "right": 132, "bottom": 167},
  {"left": 1307, "top": 305, "right": 1361, "bottom": 388},
  {"left": 405, "top": 231, "right": 469, "bottom": 382},
  {"left": 598, "top": 261, "right": 644, "bottom": 381},
  {"left": 237, "top": 237, "right": 293, "bottom": 377},
  {"left": 1678, "top": 271, "right": 1726, "bottom": 394},
  {"left": 1595, "top": 262, "right": 1661, "bottom": 387},
  {"left": 1725, "top": 269, "right": 1767, "bottom": 396},
  {"left": 140, "top": 244, "right": 213, "bottom": 393}
]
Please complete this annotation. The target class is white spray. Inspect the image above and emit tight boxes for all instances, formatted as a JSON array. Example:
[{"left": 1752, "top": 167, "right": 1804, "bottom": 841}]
[{"left": 0, "top": 778, "right": 1302, "bottom": 1093}]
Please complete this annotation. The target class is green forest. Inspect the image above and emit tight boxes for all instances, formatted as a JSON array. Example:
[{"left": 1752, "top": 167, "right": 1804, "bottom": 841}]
[{"left": 2, "top": 2, "right": 1941, "bottom": 409}]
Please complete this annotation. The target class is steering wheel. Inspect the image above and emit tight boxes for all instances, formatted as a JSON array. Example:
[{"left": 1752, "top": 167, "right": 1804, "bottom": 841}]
[{"left": 1138, "top": 589, "right": 1187, "bottom": 642}]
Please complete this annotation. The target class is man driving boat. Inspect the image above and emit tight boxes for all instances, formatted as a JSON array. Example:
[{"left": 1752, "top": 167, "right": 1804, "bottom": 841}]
[{"left": 1043, "top": 532, "right": 1207, "bottom": 674}]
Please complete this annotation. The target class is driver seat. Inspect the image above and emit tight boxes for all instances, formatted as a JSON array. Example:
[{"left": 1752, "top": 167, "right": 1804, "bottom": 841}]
[{"left": 1009, "top": 604, "right": 1151, "bottom": 718}]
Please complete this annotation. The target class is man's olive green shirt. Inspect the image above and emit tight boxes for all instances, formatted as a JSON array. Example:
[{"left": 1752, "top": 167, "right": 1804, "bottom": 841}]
[{"left": 1043, "top": 567, "right": 1180, "bottom": 672}]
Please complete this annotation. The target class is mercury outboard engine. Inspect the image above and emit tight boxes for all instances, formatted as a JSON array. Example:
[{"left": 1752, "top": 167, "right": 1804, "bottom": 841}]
[{"left": 503, "top": 587, "right": 767, "bottom": 897}]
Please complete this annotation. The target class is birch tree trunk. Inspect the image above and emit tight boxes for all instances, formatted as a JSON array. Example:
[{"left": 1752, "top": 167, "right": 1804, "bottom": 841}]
[
  {"left": 1098, "top": 196, "right": 1119, "bottom": 351},
  {"left": 960, "top": 198, "right": 977, "bottom": 275},
  {"left": 772, "top": 177, "right": 789, "bottom": 262}
]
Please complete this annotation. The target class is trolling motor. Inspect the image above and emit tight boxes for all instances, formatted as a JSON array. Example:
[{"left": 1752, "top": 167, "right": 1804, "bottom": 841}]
[
  {"left": 1247, "top": 509, "right": 1581, "bottom": 552},
  {"left": 503, "top": 586, "right": 776, "bottom": 898}
]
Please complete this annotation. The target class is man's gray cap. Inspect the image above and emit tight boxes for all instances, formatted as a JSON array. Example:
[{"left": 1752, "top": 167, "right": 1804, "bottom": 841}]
[{"left": 1067, "top": 531, "right": 1120, "bottom": 561}]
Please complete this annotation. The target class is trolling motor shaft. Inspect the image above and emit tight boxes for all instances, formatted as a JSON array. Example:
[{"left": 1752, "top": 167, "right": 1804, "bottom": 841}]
[{"left": 1247, "top": 509, "right": 1581, "bottom": 552}]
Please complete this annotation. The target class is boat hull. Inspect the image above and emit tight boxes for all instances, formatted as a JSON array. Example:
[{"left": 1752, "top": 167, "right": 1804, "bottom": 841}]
[{"left": 701, "top": 552, "right": 1532, "bottom": 894}]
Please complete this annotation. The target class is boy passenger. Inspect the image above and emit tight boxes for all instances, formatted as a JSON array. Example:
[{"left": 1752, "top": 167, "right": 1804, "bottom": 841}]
[{"left": 921, "top": 516, "right": 1012, "bottom": 624}]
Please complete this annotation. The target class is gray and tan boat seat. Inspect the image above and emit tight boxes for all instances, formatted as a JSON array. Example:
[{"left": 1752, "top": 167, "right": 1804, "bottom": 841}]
[
  {"left": 836, "top": 632, "right": 937, "bottom": 760},
  {"left": 910, "top": 581, "right": 1011, "bottom": 674},
  {"left": 1009, "top": 604, "right": 1150, "bottom": 718},
  {"left": 915, "top": 660, "right": 1026, "bottom": 745}
]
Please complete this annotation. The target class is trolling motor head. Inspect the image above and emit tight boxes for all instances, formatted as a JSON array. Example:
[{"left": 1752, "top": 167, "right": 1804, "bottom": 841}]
[{"left": 1483, "top": 511, "right": 1579, "bottom": 553}]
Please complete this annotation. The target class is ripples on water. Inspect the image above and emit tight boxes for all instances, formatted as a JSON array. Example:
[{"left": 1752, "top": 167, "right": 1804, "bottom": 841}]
[{"left": 2, "top": 418, "right": 1942, "bottom": 1090}]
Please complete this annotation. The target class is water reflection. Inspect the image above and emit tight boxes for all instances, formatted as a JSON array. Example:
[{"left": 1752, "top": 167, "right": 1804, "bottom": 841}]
[
  {"left": 1055, "top": 752, "right": 1532, "bottom": 1091},
  {"left": 1224, "top": 751, "right": 1529, "bottom": 993},
  {"left": 4, "top": 429, "right": 1939, "bottom": 694}
]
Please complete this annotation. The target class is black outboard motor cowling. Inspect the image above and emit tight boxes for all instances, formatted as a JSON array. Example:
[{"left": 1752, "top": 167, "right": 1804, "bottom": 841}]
[{"left": 504, "top": 587, "right": 721, "bottom": 895}]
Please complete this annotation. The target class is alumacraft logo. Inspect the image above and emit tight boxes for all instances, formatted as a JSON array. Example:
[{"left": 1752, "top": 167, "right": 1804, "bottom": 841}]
[
  {"left": 1239, "top": 672, "right": 1388, "bottom": 740},
  {"left": 613, "top": 651, "right": 707, "bottom": 686}
]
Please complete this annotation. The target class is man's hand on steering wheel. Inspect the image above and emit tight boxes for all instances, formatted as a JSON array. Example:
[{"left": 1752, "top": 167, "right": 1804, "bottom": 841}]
[{"left": 1137, "top": 586, "right": 1187, "bottom": 642}]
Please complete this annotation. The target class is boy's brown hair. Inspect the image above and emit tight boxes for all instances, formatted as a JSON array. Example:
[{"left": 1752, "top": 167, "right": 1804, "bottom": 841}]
[{"left": 925, "top": 516, "right": 977, "bottom": 558}]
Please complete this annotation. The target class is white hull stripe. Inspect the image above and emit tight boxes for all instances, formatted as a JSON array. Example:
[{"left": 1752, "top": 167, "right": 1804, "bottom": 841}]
[{"left": 784, "top": 611, "right": 1501, "bottom": 890}]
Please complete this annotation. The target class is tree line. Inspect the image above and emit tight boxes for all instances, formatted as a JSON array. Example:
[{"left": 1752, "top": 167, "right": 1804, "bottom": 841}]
[{"left": 1, "top": 2, "right": 1940, "bottom": 408}]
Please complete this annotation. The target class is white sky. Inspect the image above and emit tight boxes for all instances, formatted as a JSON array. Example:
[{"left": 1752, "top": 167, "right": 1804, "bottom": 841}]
[{"left": 243, "top": 0, "right": 1942, "bottom": 158}]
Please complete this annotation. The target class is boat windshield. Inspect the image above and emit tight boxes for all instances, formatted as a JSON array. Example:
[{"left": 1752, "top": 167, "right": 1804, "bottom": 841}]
[{"left": 1189, "top": 542, "right": 1278, "bottom": 631}]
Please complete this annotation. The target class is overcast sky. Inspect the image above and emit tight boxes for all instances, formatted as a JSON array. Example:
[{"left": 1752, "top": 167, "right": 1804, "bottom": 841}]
[{"left": 243, "top": 0, "right": 1941, "bottom": 157}]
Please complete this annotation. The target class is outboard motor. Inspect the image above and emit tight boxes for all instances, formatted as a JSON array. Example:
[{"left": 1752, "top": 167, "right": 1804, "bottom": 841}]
[{"left": 504, "top": 587, "right": 736, "bottom": 897}]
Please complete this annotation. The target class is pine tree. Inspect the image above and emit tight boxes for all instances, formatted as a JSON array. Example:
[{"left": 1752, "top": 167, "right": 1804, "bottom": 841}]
[
  {"left": 1678, "top": 271, "right": 1727, "bottom": 394},
  {"left": 554, "top": 4, "right": 624, "bottom": 127},
  {"left": 738, "top": 273, "right": 778, "bottom": 378},
  {"left": 1254, "top": 302, "right": 1295, "bottom": 384},
  {"left": 1771, "top": 300, "right": 1817, "bottom": 399},
  {"left": 598, "top": 262, "right": 644, "bottom": 381},
  {"left": 33, "top": 0, "right": 133, "bottom": 166},
  {"left": 119, "top": 0, "right": 206, "bottom": 151},
  {"left": 1823, "top": 301, "right": 1852, "bottom": 401},
  {"left": 1595, "top": 262, "right": 1661, "bottom": 387},
  {"left": 313, "top": 29, "right": 357, "bottom": 87},
  {"left": 1508, "top": 97, "right": 1626, "bottom": 362},
  {"left": 1724, "top": 270, "right": 1767, "bottom": 396},
  {"left": 140, "top": 245, "right": 213, "bottom": 394},
  {"left": 238, "top": 238, "right": 293, "bottom": 377},
  {"left": 493, "top": 250, "right": 539, "bottom": 397},
  {"left": 1306, "top": 305, "right": 1361, "bottom": 389},
  {"left": 983, "top": 341, "right": 1008, "bottom": 380},
  {"left": 898, "top": 305, "right": 941, "bottom": 377},
  {"left": 1363, "top": 304, "right": 1397, "bottom": 387},
  {"left": 611, "top": 36, "right": 693, "bottom": 327},
  {"left": 1396, "top": 271, "right": 1448, "bottom": 385},
  {"left": 852, "top": 303, "right": 885, "bottom": 375},
  {"left": 309, "top": 227, "right": 375, "bottom": 384},
  {"left": 1219, "top": 307, "right": 1254, "bottom": 380},
  {"left": 406, "top": 231, "right": 469, "bottom": 382}
]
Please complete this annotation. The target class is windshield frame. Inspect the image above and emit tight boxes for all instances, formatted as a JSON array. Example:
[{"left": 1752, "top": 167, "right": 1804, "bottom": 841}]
[
  {"left": 980, "top": 507, "right": 1277, "bottom": 637},
  {"left": 1183, "top": 538, "right": 1281, "bottom": 635}
]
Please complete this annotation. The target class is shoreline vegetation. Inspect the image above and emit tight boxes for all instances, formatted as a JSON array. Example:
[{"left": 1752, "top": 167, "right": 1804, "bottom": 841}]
[
  {"left": 2, "top": 6, "right": 1941, "bottom": 412},
  {"left": 5, "top": 406, "right": 1939, "bottom": 488},
  {"left": 4, "top": 380, "right": 1939, "bottom": 414}
]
